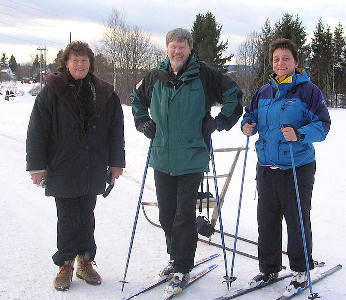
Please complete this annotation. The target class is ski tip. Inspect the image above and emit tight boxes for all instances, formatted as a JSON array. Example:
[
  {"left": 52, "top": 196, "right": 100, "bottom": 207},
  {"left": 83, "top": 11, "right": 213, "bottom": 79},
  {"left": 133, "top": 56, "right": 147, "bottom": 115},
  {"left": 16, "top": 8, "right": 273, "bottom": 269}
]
[
  {"left": 209, "top": 264, "right": 218, "bottom": 270},
  {"left": 210, "top": 253, "right": 220, "bottom": 258}
]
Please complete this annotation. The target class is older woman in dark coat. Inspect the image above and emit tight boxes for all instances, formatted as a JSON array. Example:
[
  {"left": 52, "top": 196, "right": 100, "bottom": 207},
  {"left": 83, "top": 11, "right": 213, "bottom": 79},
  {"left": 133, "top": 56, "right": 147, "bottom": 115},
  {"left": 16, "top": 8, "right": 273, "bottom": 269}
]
[{"left": 26, "top": 41, "right": 125, "bottom": 291}]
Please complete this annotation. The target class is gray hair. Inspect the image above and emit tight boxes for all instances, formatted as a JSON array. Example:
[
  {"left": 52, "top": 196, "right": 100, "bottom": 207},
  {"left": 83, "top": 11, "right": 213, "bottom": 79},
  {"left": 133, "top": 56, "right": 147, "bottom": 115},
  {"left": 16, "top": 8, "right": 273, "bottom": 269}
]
[{"left": 166, "top": 28, "right": 193, "bottom": 49}]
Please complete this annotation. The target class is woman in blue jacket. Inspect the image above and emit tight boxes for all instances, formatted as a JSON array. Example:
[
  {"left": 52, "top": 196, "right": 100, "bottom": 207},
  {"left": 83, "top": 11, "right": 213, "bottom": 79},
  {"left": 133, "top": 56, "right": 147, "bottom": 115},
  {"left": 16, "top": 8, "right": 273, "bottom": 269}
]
[{"left": 241, "top": 38, "right": 330, "bottom": 296}]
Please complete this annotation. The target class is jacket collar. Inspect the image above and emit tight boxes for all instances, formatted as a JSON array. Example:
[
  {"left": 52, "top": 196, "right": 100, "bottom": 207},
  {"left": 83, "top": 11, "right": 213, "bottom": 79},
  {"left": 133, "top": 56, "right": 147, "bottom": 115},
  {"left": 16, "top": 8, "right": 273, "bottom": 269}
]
[
  {"left": 157, "top": 52, "right": 200, "bottom": 84},
  {"left": 269, "top": 68, "right": 310, "bottom": 90},
  {"left": 45, "top": 71, "right": 115, "bottom": 115}
]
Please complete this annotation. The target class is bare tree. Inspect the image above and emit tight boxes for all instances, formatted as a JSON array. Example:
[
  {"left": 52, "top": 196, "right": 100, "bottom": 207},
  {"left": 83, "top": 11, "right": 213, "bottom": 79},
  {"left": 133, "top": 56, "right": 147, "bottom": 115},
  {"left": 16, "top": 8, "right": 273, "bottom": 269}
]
[
  {"left": 233, "top": 32, "right": 261, "bottom": 104},
  {"left": 101, "top": 9, "right": 165, "bottom": 104},
  {"left": 102, "top": 9, "right": 124, "bottom": 89}
]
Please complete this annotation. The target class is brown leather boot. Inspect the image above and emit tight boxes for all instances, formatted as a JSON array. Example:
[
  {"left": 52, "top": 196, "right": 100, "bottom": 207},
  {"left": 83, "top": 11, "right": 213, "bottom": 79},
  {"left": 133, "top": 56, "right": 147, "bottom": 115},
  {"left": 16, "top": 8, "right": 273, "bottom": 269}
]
[
  {"left": 76, "top": 252, "right": 101, "bottom": 285},
  {"left": 53, "top": 259, "right": 75, "bottom": 291}
]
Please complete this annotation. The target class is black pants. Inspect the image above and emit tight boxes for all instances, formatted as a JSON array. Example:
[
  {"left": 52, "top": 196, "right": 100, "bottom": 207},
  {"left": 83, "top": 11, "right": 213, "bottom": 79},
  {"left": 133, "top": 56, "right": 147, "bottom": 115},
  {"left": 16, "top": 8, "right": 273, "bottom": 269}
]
[
  {"left": 256, "top": 161, "right": 316, "bottom": 273},
  {"left": 154, "top": 170, "right": 202, "bottom": 274},
  {"left": 52, "top": 194, "right": 97, "bottom": 267}
]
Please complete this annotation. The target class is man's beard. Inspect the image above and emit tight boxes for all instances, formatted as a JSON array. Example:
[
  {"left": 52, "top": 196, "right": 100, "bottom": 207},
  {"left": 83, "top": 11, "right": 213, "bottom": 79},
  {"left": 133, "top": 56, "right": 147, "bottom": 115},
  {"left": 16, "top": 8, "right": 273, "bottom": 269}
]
[{"left": 170, "top": 60, "right": 185, "bottom": 70}]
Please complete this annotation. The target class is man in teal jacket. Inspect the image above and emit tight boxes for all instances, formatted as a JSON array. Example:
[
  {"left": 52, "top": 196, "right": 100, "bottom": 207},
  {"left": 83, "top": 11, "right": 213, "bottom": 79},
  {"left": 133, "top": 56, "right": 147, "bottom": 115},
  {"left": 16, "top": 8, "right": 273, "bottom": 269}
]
[{"left": 130, "top": 28, "right": 243, "bottom": 291}]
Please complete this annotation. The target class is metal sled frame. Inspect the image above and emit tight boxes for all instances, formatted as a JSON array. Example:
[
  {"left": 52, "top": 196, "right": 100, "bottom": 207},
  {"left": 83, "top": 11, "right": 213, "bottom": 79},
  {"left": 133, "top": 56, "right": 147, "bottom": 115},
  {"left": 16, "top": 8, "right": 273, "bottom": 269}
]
[{"left": 141, "top": 147, "right": 288, "bottom": 262}]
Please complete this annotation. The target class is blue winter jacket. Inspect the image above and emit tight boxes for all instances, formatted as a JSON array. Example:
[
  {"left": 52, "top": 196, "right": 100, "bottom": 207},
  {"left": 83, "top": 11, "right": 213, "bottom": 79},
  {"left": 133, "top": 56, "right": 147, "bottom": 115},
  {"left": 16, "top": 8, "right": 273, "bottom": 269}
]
[{"left": 241, "top": 69, "right": 331, "bottom": 169}]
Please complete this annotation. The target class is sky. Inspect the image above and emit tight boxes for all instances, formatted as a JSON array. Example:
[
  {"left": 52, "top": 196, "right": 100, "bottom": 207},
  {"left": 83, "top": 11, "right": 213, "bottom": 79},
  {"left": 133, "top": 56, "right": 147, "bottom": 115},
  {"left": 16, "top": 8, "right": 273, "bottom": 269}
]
[
  {"left": 0, "top": 82, "right": 345, "bottom": 299},
  {"left": 0, "top": 0, "right": 345, "bottom": 64}
]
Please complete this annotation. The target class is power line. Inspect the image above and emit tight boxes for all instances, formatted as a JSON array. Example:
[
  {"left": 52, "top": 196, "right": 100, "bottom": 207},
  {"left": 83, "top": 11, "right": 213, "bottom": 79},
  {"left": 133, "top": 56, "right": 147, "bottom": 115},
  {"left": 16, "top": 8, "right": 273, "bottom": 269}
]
[
  {"left": 1, "top": 0, "right": 64, "bottom": 19},
  {"left": 0, "top": 5, "right": 63, "bottom": 30},
  {"left": 0, "top": 31, "right": 65, "bottom": 47}
]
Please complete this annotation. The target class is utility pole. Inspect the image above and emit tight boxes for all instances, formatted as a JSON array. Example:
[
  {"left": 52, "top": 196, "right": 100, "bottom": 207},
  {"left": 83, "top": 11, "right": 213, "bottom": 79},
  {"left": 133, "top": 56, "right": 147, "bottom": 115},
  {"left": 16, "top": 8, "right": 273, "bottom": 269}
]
[{"left": 37, "top": 47, "right": 47, "bottom": 91}]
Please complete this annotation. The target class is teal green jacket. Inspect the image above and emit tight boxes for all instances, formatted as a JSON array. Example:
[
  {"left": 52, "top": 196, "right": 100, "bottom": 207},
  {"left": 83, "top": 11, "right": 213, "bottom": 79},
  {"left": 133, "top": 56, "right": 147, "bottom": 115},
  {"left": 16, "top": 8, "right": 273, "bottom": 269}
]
[{"left": 130, "top": 53, "right": 243, "bottom": 176}]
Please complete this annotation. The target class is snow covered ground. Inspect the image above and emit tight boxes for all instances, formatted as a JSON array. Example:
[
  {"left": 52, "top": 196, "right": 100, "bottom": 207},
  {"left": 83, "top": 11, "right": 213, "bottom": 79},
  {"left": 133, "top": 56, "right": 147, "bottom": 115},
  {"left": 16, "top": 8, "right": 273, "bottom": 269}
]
[{"left": 0, "top": 82, "right": 345, "bottom": 300}]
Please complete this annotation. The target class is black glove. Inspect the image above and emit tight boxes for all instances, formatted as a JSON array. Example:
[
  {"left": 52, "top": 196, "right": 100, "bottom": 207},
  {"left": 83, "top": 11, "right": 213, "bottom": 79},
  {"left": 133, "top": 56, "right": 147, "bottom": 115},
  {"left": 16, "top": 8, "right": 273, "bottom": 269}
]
[
  {"left": 202, "top": 115, "right": 225, "bottom": 137},
  {"left": 138, "top": 118, "right": 156, "bottom": 139},
  {"left": 202, "top": 115, "right": 217, "bottom": 137}
]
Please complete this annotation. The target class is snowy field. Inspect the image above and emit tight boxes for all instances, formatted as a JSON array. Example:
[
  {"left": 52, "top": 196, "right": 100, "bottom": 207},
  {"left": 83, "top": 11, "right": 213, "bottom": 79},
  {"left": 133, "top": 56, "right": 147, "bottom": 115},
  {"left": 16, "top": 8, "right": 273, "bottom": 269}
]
[{"left": 0, "top": 82, "right": 345, "bottom": 300}]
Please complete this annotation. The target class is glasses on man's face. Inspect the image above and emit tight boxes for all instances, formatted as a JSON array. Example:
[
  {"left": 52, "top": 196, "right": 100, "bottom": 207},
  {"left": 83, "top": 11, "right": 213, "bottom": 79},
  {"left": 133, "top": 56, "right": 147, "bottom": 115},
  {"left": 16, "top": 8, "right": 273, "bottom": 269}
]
[
  {"left": 70, "top": 58, "right": 89, "bottom": 64},
  {"left": 168, "top": 45, "right": 188, "bottom": 51}
]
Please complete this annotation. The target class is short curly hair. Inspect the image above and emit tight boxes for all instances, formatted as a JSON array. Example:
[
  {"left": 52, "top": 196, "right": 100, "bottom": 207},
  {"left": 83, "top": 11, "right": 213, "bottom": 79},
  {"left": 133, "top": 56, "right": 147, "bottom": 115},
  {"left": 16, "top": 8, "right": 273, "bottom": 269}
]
[
  {"left": 269, "top": 38, "right": 298, "bottom": 66},
  {"left": 58, "top": 41, "right": 95, "bottom": 73}
]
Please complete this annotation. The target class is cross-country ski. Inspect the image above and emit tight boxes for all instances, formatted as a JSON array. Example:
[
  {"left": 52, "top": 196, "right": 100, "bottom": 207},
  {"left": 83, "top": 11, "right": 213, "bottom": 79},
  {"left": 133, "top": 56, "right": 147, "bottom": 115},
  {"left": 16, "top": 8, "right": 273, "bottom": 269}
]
[
  {"left": 160, "top": 264, "right": 218, "bottom": 300},
  {"left": 213, "top": 272, "right": 293, "bottom": 300},
  {"left": 275, "top": 264, "right": 342, "bottom": 300},
  {"left": 121, "top": 253, "right": 219, "bottom": 300}
]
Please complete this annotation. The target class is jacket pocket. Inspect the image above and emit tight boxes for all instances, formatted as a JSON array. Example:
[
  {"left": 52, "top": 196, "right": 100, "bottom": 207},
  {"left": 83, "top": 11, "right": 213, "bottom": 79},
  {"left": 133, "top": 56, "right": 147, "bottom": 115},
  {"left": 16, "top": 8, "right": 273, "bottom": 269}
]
[
  {"left": 184, "top": 137, "right": 207, "bottom": 149},
  {"left": 255, "top": 138, "right": 266, "bottom": 164},
  {"left": 277, "top": 140, "right": 290, "bottom": 164}
]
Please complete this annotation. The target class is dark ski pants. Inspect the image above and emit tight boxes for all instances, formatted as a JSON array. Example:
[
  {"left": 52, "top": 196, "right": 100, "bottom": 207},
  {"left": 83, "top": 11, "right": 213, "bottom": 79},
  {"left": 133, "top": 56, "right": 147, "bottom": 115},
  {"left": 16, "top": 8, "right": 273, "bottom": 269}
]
[
  {"left": 52, "top": 194, "right": 97, "bottom": 267},
  {"left": 154, "top": 170, "right": 202, "bottom": 274},
  {"left": 256, "top": 161, "right": 316, "bottom": 273}
]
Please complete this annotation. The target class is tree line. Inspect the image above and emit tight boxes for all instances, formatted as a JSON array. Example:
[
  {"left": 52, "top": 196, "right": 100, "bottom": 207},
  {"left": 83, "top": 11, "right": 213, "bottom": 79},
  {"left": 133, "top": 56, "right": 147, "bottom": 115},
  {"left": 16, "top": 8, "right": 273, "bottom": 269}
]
[
  {"left": 232, "top": 13, "right": 346, "bottom": 108},
  {"left": 1, "top": 11, "right": 345, "bottom": 108},
  {"left": 0, "top": 53, "right": 45, "bottom": 83}
]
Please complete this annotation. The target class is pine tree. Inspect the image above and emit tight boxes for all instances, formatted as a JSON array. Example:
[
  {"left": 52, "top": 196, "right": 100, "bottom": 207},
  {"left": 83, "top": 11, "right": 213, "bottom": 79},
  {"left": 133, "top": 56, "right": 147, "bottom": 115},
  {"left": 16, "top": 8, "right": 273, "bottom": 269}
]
[
  {"left": 309, "top": 18, "right": 334, "bottom": 106},
  {"left": 253, "top": 19, "right": 273, "bottom": 90},
  {"left": 8, "top": 55, "right": 17, "bottom": 74},
  {"left": 273, "top": 13, "right": 308, "bottom": 66},
  {"left": 0, "top": 53, "right": 8, "bottom": 68},
  {"left": 332, "top": 22, "right": 346, "bottom": 107},
  {"left": 191, "top": 11, "right": 232, "bottom": 70},
  {"left": 32, "top": 54, "right": 40, "bottom": 79},
  {"left": 48, "top": 49, "right": 63, "bottom": 73},
  {"left": 253, "top": 13, "right": 308, "bottom": 92}
]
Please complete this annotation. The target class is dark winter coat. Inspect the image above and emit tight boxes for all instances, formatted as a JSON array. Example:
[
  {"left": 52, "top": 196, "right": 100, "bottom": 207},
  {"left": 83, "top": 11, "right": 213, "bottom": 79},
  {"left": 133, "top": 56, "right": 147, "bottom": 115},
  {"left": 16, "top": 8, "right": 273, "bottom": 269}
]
[
  {"left": 26, "top": 71, "right": 125, "bottom": 198},
  {"left": 130, "top": 52, "right": 243, "bottom": 176}
]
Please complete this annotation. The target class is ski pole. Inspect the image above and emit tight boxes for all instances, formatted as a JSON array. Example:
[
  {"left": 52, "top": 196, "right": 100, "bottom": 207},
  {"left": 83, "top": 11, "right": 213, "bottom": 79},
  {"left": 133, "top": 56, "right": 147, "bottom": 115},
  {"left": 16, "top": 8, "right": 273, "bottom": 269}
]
[
  {"left": 229, "top": 136, "right": 249, "bottom": 284},
  {"left": 209, "top": 136, "right": 231, "bottom": 290},
  {"left": 120, "top": 140, "right": 153, "bottom": 292},
  {"left": 288, "top": 142, "right": 319, "bottom": 300}
]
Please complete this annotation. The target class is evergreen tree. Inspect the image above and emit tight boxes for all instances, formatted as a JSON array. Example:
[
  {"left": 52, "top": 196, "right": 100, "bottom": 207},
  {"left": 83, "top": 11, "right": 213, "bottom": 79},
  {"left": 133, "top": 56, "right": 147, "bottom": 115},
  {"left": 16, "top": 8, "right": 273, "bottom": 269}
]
[
  {"left": 32, "top": 54, "right": 40, "bottom": 78},
  {"left": 0, "top": 53, "right": 8, "bottom": 68},
  {"left": 253, "top": 13, "right": 308, "bottom": 92},
  {"left": 273, "top": 13, "right": 308, "bottom": 66},
  {"left": 253, "top": 19, "right": 273, "bottom": 90},
  {"left": 191, "top": 11, "right": 232, "bottom": 70},
  {"left": 48, "top": 49, "right": 63, "bottom": 73},
  {"left": 55, "top": 49, "right": 63, "bottom": 64},
  {"left": 332, "top": 22, "right": 346, "bottom": 107},
  {"left": 8, "top": 55, "right": 17, "bottom": 74},
  {"left": 309, "top": 18, "right": 334, "bottom": 106}
]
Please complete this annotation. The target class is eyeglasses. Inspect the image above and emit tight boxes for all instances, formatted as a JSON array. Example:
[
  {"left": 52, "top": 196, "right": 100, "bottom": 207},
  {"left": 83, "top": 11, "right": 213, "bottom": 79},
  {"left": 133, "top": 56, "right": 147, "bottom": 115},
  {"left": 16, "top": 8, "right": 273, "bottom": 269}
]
[
  {"left": 70, "top": 59, "right": 89, "bottom": 64},
  {"left": 168, "top": 45, "right": 188, "bottom": 51}
]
